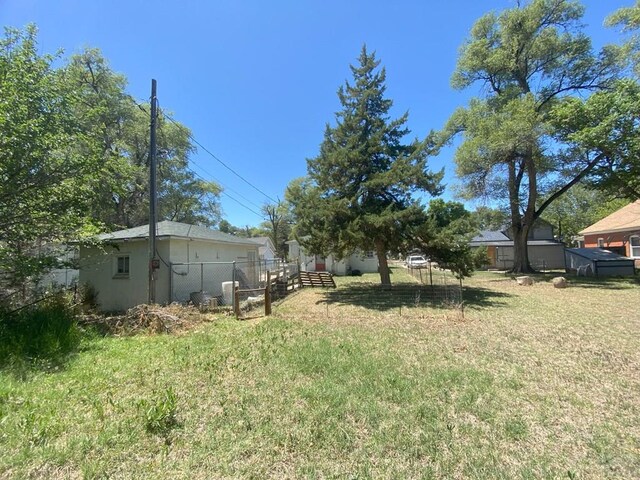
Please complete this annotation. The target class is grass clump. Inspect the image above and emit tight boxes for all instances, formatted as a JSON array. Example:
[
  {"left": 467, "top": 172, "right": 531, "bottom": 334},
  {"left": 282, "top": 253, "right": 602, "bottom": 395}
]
[
  {"left": 138, "top": 386, "right": 179, "bottom": 435},
  {"left": 0, "top": 294, "right": 80, "bottom": 369}
]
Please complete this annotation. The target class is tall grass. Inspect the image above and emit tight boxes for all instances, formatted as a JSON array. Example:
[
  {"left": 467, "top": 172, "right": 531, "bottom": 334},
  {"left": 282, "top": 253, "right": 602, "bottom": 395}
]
[{"left": 0, "top": 294, "right": 80, "bottom": 368}]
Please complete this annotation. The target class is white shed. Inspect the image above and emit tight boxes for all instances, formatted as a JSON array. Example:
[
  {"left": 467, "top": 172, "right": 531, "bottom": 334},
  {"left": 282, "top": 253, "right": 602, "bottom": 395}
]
[
  {"left": 250, "top": 236, "right": 278, "bottom": 261},
  {"left": 285, "top": 239, "right": 378, "bottom": 275},
  {"left": 79, "top": 221, "right": 260, "bottom": 311}
]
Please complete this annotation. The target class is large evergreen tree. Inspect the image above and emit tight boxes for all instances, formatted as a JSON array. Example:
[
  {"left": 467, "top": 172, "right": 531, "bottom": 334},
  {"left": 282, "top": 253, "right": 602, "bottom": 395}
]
[{"left": 287, "top": 47, "right": 442, "bottom": 287}]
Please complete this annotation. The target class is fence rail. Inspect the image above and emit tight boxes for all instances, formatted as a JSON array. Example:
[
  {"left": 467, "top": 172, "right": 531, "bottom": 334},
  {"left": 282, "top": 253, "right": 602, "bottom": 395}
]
[{"left": 169, "top": 259, "right": 299, "bottom": 316}]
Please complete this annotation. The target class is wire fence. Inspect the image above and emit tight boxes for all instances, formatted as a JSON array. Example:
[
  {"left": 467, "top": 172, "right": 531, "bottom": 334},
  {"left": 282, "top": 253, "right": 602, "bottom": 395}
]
[
  {"left": 169, "top": 259, "right": 299, "bottom": 315},
  {"left": 405, "top": 263, "right": 463, "bottom": 305},
  {"left": 272, "top": 265, "right": 465, "bottom": 321}
]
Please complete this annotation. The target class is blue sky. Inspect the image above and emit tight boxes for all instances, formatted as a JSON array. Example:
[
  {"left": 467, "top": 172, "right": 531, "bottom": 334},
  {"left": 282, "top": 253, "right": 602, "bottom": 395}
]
[{"left": 0, "top": 0, "right": 630, "bottom": 227}]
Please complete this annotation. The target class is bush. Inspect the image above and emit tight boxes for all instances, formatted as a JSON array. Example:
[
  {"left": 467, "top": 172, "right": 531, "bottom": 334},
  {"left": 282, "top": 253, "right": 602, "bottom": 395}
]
[{"left": 0, "top": 294, "right": 80, "bottom": 367}]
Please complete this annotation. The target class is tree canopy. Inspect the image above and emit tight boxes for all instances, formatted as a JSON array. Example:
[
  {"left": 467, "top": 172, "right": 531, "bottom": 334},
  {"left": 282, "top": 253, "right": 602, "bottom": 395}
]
[
  {"left": 414, "top": 200, "right": 487, "bottom": 278},
  {"left": 0, "top": 26, "right": 222, "bottom": 300},
  {"left": 0, "top": 26, "right": 102, "bottom": 293},
  {"left": 445, "top": 0, "right": 619, "bottom": 273},
  {"left": 287, "top": 46, "right": 443, "bottom": 286}
]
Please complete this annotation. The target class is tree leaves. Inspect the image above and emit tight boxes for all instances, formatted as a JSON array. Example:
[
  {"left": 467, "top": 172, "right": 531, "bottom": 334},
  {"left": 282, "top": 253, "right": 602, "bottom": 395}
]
[{"left": 288, "top": 46, "right": 442, "bottom": 285}]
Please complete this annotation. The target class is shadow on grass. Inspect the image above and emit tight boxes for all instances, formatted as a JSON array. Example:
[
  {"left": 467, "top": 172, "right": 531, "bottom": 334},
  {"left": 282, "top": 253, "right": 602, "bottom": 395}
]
[
  {"left": 559, "top": 275, "right": 638, "bottom": 290},
  {"left": 512, "top": 273, "right": 639, "bottom": 290},
  {"left": 462, "top": 285, "right": 514, "bottom": 308},
  {"left": 317, "top": 282, "right": 513, "bottom": 311},
  {"left": 478, "top": 270, "right": 639, "bottom": 290}
]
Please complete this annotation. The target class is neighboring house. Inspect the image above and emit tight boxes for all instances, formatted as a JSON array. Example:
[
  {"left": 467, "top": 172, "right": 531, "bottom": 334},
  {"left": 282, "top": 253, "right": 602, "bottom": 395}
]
[
  {"left": 470, "top": 219, "right": 565, "bottom": 270},
  {"left": 578, "top": 199, "right": 640, "bottom": 267},
  {"left": 79, "top": 221, "right": 260, "bottom": 311},
  {"left": 250, "top": 236, "right": 278, "bottom": 262},
  {"left": 286, "top": 239, "right": 378, "bottom": 275}
]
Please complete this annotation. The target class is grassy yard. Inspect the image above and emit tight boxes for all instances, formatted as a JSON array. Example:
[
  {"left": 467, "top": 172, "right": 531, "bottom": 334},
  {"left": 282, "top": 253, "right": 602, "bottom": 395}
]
[{"left": 1, "top": 269, "right": 638, "bottom": 479}]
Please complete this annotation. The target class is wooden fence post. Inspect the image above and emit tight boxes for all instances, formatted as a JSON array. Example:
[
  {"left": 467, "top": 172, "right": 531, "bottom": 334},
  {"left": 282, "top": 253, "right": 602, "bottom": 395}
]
[
  {"left": 265, "top": 270, "right": 272, "bottom": 316},
  {"left": 234, "top": 286, "right": 240, "bottom": 319}
]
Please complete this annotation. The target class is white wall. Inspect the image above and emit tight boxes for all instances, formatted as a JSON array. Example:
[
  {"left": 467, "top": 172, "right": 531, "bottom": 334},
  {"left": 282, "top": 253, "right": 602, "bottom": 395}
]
[
  {"left": 80, "top": 238, "right": 259, "bottom": 311},
  {"left": 169, "top": 238, "right": 257, "bottom": 263},
  {"left": 79, "top": 240, "right": 154, "bottom": 311},
  {"left": 169, "top": 238, "right": 258, "bottom": 303},
  {"left": 287, "top": 240, "right": 378, "bottom": 275},
  {"left": 348, "top": 252, "right": 378, "bottom": 273}
]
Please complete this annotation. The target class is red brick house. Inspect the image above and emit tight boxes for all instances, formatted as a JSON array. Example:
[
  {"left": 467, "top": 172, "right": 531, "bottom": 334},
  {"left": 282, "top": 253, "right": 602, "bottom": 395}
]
[{"left": 579, "top": 200, "right": 640, "bottom": 267}]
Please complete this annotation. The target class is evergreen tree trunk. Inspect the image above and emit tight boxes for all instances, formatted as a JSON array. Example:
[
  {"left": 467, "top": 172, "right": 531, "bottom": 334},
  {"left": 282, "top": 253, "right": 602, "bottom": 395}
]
[{"left": 375, "top": 239, "right": 391, "bottom": 289}]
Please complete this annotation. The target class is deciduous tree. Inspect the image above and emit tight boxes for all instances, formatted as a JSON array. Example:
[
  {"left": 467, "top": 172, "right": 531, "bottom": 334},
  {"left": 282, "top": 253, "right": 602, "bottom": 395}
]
[
  {"left": 0, "top": 26, "right": 101, "bottom": 296},
  {"left": 65, "top": 49, "right": 222, "bottom": 228},
  {"left": 445, "top": 0, "right": 618, "bottom": 273}
]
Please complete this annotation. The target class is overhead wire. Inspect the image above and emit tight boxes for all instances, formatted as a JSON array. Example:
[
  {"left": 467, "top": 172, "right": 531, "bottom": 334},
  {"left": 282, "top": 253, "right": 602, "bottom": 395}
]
[
  {"left": 127, "top": 95, "right": 267, "bottom": 220},
  {"left": 160, "top": 110, "right": 278, "bottom": 204}
]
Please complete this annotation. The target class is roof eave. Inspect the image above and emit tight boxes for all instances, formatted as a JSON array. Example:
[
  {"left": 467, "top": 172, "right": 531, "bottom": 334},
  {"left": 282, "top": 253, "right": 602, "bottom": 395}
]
[{"left": 579, "top": 225, "right": 640, "bottom": 236}]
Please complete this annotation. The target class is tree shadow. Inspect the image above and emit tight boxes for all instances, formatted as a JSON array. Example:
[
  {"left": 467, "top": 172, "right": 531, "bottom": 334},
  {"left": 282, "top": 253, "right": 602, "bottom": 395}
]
[
  {"left": 461, "top": 285, "right": 514, "bottom": 308},
  {"left": 507, "top": 273, "right": 639, "bottom": 290},
  {"left": 317, "top": 282, "right": 512, "bottom": 311},
  {"left": 561, "top": 276, "right": 639, "bottom": 290}
]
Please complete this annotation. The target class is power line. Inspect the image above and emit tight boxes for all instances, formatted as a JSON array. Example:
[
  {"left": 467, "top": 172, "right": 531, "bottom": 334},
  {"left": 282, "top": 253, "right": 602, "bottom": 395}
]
[
  {"left": 160, "top": 110, "right": 278, "bottom": 204},
  {"left": 127, "top": 95, "right": 269, "bottom": 220},
  {"left": 187, "top": 165, "right": 265, "bottom": 219},
  {"left": 187, "top": 159, "right": 265, "bottom": 210}
]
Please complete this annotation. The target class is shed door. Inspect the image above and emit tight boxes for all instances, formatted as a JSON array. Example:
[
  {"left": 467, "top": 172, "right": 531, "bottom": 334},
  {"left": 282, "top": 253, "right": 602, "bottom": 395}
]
[{"left": 315, "top": 255, "right": 326, "bottom": 271}]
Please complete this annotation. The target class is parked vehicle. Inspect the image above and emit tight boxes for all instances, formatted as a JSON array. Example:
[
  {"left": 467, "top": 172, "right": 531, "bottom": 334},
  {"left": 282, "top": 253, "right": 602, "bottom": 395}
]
[{"left": 406, "top": 255, "right": 428, "bottom": 268}]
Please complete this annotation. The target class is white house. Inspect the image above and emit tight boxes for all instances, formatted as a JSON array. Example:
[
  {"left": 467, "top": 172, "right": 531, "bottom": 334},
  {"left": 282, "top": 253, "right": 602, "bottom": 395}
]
[
  {"left": 286, "top": 239, "right": 378, "bottom": 275},
  {"left": 79, "top": 221, "right": 260, "bottom": 311},
  {"left": 250, "top": 236, "right": 278, "bottom": 261}
]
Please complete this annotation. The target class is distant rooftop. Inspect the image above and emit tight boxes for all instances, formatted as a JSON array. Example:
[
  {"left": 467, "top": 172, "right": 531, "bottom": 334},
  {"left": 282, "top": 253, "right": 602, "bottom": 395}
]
[
  {"left": 471, "top": 230, "right": 511, "bottom": 244},
  {"left": 579, "top": 200, "right": 640, "bottom": 235},
  {"left": 97, "top": 221, "right": 259, "bottom": 246}
]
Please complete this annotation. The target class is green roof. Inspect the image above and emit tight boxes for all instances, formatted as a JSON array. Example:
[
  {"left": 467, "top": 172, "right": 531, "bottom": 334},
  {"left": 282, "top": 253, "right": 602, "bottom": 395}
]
[{"left": 97, "top": 221, "right": 260, "bottom": 247}]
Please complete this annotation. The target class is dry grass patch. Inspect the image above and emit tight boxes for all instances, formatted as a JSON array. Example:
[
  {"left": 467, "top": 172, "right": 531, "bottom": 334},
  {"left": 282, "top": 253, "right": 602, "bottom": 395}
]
[{"left": 0, "top": 270, "right": 638, "bottom": 479}]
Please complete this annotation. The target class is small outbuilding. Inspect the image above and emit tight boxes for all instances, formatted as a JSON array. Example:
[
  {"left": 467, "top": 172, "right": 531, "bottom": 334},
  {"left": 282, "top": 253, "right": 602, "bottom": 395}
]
[
  {"left": 470, "top": 219, "right": 565, "bottom": 270},
  {"left": 250, "top": 236, "right": 278, "bottom": 262},
  {"left": 79, "top": 221, "right": 260, "bottom": 311},
  {"left": 564, "top": 248, "right": 636, "bottom": 277}
]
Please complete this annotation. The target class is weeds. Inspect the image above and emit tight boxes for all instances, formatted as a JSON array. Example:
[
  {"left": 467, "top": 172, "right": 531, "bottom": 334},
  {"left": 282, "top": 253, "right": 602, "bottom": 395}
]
[
  {"left": 0, "top": 293, "right": 80, "bottom": 369},
  {"left": 138, "top": 386, "right": 178, "bottom": 435}
]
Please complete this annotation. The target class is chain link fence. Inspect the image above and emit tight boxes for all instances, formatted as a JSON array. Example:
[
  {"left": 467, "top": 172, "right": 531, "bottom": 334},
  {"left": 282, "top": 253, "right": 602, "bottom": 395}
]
[{"left": 170, "top": 259, "right": 299, "bottom": 314}]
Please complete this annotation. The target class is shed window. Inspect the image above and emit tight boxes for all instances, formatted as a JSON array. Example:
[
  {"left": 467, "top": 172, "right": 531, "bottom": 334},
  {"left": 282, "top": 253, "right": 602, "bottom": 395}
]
[
  {"left": 366, "top": 251, "right": 375, "bottom": 258},
  {"left": 631, "top": 236, "right": 640, "bottom": 258},
  {"left": 115, "top": 255, "right": 130, "bottom": 277}
]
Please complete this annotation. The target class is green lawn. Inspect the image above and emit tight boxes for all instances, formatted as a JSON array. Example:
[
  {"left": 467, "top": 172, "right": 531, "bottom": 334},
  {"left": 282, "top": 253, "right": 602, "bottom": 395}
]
[{"left": 1, "top": 270, "right": 638, "bottom": 479}]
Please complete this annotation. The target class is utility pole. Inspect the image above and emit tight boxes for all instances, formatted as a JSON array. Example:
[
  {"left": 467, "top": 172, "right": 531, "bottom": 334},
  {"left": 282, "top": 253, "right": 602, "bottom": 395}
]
[{"left": 148, "top": 79, "right": 158, "bottom": 304}]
